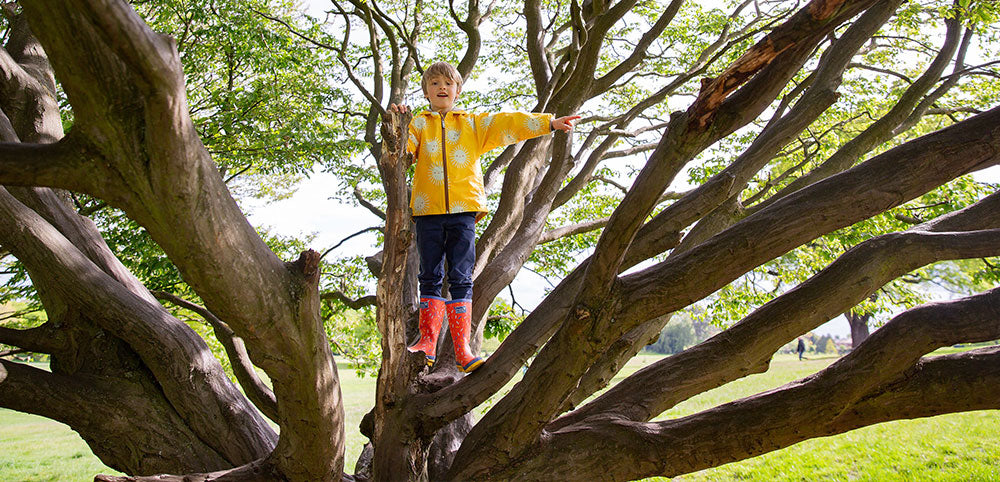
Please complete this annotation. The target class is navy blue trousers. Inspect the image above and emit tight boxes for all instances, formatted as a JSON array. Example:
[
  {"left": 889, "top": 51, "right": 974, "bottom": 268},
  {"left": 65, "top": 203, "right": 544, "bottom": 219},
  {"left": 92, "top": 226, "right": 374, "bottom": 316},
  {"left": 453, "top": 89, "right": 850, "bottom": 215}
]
[{"left": 414, "top": 212, "right": 476, "bottom": 300}]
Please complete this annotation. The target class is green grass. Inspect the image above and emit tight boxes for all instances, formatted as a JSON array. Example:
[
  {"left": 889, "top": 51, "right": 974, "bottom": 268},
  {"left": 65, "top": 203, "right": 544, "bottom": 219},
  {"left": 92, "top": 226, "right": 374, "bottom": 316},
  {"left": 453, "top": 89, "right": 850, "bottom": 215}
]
[
  {"left": 0, "top": 409, "right": 121, "bottom": 481},
  {"left": 2, "top": 352, "right": 998, "bottom": 480},
  {"left": 646, "top": 353, "right": 1000, "bottom": 482},
  {"left": 339, "top": 364, "right": 377, "bottom": 473}
]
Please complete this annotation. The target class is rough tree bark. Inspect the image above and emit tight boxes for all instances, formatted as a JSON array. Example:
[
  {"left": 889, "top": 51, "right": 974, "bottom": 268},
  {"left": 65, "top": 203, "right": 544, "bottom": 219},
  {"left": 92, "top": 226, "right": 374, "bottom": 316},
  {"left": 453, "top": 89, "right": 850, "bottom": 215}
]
[
  {"left": 845, "top": 309, "right": 873, "bottom": 348},
  {"left": 2, "top": 0, "right": 998, "bottom": 481},
  {"left": 2, "top": 2, "right": 344, "bottom": 480},
  {"left": 0, "top": 10, "right": 275, "bottom": 475}
]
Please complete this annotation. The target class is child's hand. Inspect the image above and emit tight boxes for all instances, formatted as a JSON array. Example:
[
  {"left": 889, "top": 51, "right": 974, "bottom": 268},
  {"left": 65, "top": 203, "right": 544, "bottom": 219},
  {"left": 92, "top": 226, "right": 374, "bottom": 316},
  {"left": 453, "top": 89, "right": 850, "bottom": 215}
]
[
  {"left": 390, "top": 103, "right": 410, "bottom": 114},
  {"left": 551, "top": 115, "right": 582, "bottom": 132}
]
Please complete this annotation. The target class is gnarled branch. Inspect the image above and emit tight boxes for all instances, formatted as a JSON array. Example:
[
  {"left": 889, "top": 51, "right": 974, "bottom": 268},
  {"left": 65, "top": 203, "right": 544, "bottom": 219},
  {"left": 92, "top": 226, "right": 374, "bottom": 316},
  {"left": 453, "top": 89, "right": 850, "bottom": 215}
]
[
  {"left": 494, "top": 291, "right": 1000, "bottom": 481},
  {"left": 153, "top": 291, "right": 278, "bottom": 423}
]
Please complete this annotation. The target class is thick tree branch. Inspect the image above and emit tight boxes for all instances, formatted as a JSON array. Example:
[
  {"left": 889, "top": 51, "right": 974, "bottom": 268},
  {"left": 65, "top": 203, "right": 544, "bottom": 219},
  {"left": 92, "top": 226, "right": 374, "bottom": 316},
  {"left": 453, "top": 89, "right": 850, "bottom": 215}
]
[
  {"left": 618, "top": 104, "right": 1000, "bottom": 327},
  {"left": 153, "top": 291, "right": 278, "bottom": 423},
  {"left": 70, "top": 0, "right": 183, "bottom": 93},
  {"left": 551, "top": 0, "right": 641, "bottom": 105},
  {"left": 449, "top": 0, "right": 488, "bottom": 79},
  {"left": 581, "top": 0, "right": 882, "bottom": 304},
  {"left": 0, "top": 43, "right": 38, "bottom": 102},
  {"left": 651, "top": 0, "right": 902, "bottom": 256},
  {"left": 0, "top": 359, "right": 233, "bottom": 473},
  {"left": 749, "top": 14, "right": 965, "bottom": 213},
  {"left": 474, "top": 133, "right": 574, "bottom": 319},
  {"left": 524, "top": 0, "right": 551, "bottom": 98},
  {"left": 551, "top": 29, "right": 714, "bottom": 208},
  {"left": 0, "top": 186, "right": 277, "bottom": 465},
  {"left": 558, "top": 205, "right": 1000, "bottom": 427},
  {"left": 495, "top": 291, "right": 1000, "bottom": 481},
  {"left": 0, "top": 324, "right": 65, "bottom": 355},
  {"left": 475, "top": 137, "right": 551, "bottom": 273},
  {"left": 687, "top": 0, "right": 870, "bottom": 128},
  {"left": 0, "top": 137, "right": 94, "bottom": 193},
  {"left": 476, "top": 0, "right": 744, "bottom": 311}
]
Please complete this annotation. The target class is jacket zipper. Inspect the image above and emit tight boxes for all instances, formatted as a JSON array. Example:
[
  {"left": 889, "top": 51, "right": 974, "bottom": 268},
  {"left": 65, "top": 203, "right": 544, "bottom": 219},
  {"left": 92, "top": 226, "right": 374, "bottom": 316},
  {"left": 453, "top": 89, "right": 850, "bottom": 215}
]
[{"left": 440, "top": 115, "right": 450, "bottom": 213}]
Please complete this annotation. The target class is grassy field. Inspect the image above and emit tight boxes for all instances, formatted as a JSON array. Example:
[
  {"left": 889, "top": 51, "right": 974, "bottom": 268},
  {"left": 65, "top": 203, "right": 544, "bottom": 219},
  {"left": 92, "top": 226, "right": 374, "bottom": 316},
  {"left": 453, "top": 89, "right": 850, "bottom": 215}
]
[
  {"left": 0, "top": 409, "right": 122, "bottom": 481},
  {"left": 2, "top": 351, "right": 998, "bottom": 481}
]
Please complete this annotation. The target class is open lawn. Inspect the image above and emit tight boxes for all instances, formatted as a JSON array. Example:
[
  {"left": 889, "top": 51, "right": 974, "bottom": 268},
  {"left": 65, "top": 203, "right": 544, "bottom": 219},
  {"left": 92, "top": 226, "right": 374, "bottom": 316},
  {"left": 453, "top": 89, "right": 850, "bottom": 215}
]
[
  {"left": 0, "top": 408, "right": 122, "bottom": 481},
  {"left": 1, "top": 350, "right": 997, "bottom": 481}
]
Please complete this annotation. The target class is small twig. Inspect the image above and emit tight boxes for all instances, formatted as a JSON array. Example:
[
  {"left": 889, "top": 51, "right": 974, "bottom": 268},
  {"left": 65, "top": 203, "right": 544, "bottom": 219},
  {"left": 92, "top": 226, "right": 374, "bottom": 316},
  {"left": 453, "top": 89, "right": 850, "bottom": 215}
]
[
  {"left": 321, "top": 291, "right": 377, "bottom": 310},
  {"left": 354, "top": 185, "right": 387, "bottom": 220},
  {"left": 893, "top": 213, "right": 923, "bottom": 225},
  {"left": 251, "top": 7, "right": 338, "bottom": 51},
  {"left": 904, "top": 201, "right": 949, "bottom": 211},
  {"left": 508, "top": 284, "right": 527, "bottom": 316},
  {"left": 0, "top": 308, "right": 39, "bottom": 324},
  {"left": 321, "top": 226, "right": 383, "bottom": 259}
]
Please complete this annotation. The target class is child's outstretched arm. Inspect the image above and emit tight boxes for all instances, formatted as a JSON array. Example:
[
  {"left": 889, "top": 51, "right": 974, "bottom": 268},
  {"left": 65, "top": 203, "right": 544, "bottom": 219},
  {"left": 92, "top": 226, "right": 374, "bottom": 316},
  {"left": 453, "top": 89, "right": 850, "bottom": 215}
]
[{"left": 550, "top": 115, "right": 582, "bottom": 132}]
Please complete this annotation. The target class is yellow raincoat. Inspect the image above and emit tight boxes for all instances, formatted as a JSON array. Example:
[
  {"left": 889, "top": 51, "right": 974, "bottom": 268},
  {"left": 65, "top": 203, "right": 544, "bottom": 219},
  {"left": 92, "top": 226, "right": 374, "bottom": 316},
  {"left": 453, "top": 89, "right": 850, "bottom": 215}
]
[{"left": 407, "top": 109, "right": 554, "bottom": 220}]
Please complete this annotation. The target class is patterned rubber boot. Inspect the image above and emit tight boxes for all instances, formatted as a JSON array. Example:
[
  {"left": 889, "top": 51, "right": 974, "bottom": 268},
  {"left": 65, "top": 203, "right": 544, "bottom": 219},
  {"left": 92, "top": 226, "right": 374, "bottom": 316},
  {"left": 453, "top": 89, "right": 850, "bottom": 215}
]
[
  {"left": 447, "top": 299, "right": 484, "bottom": 373},
  {"left": 407, "top": 296, "right": 445, "bottom": 366}
]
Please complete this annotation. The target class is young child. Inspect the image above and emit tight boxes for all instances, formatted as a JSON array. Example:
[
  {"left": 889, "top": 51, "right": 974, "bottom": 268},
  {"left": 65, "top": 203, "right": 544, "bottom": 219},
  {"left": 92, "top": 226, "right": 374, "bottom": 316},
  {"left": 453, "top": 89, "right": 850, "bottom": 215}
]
[{"left": 390, "top": 61, "right": 579, "bottom": 373}]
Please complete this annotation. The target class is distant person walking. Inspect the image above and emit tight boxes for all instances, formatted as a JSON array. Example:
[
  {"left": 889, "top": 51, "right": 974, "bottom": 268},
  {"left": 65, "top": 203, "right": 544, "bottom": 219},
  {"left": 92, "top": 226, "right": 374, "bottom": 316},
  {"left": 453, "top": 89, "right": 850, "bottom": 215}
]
[{"left": 796, "top": 337, "right": 806, "bottom": 361}]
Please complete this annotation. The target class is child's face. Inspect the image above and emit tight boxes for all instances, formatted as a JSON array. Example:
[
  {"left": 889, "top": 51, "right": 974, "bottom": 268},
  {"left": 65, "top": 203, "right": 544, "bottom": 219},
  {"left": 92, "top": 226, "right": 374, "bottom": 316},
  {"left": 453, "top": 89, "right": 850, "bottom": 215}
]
[{"left": 425, "top": 75, "right": 460, "bottom": 113}]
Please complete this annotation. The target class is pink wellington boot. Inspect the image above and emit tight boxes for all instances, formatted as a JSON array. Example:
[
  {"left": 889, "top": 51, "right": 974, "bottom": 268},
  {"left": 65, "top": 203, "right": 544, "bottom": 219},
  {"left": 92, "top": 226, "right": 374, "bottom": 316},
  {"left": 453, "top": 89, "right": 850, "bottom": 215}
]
[
  {"left": 407, "top": 296, "right": 445, "bottom": 366},
  {"left": 446, "top": 299, "right": 484, "bottom": 373}
]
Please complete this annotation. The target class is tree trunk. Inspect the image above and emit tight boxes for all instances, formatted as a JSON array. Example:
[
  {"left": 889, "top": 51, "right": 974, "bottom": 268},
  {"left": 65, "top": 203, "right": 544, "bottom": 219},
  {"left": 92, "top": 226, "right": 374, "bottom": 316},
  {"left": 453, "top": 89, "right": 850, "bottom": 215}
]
[
  {"left": 369, "top": 106, "right": 429, "bottom": 481},
  {"left": 846, "top": 311, "right": 872, "bottom": 348},
  {"left": 4, "top": 1, "right": 1000, "bottom": 480},
  {"left": 0, "top": 12, "right": 275, "bottom": 474},
  {"left": 5, "top": 3, "right": 345, "bottom": 479}
]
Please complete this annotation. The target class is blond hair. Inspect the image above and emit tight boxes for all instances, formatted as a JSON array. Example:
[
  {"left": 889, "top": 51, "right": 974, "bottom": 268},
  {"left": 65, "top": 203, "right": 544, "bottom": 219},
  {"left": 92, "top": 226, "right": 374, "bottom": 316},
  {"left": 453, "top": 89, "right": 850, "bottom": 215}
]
[{"left": 421, "top": 62, "right": 463, "bottom": 95}]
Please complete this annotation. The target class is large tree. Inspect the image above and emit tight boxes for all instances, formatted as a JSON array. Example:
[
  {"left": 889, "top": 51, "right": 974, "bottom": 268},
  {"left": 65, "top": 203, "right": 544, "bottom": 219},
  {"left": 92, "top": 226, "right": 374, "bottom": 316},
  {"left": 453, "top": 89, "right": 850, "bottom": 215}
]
[{"left": 1, "top": 0, "right": 998, "bottom": 481}]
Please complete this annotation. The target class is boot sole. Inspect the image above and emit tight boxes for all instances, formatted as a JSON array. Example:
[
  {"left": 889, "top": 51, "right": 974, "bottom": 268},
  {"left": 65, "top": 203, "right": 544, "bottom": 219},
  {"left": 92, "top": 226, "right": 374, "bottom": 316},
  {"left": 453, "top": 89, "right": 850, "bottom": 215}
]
[{"left": 457, "top": 357, "right": 484, "bottom": 373}]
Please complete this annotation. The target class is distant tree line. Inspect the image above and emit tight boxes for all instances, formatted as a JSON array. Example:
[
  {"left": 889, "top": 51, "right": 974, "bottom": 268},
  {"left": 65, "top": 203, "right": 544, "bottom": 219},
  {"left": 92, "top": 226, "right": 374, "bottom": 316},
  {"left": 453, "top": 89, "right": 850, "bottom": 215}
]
[{"left": 645, "top": 311, "right": 721, "bottom": 355}]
